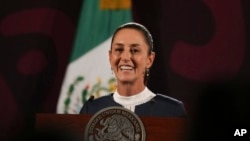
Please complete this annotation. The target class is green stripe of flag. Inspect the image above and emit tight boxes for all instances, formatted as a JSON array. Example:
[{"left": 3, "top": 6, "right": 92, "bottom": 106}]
[{"left": 70, "top": 0, "right": 132, "bottom": 62}]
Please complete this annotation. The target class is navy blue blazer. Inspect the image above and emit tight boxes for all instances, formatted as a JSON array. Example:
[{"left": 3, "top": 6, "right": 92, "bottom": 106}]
[{"left": 79, "top": 93, "right": 187, "bottom": 117}]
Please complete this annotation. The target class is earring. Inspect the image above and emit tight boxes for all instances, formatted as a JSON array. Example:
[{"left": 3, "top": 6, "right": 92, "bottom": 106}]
[
  {"left": 111, "top": 68, "right": 113, "bottom": 74},
  {"left": 146, "top": 68, "right": 150, "bottom": 77}
]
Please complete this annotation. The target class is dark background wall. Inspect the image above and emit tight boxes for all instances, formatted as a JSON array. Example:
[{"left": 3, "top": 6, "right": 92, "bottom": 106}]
[{"left": 1, "top": 0, "right": 249, "bottom": 140}]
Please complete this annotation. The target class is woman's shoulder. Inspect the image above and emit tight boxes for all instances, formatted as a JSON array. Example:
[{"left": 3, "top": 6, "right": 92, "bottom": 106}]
[
  {"left": 93, "top": 93, "right": 112, "bottom": 100},
  {"left": 85, "top": 93, "right": 114, "bottom": 104},
  {"left": 79, "top": 93, "right": 120, "bottom": 114},
  {"left": 154, "top": 93, "right": 184, "bottom": 105},
  {"left": 152, "top": 94, "right": 187, "bottom": 117}
]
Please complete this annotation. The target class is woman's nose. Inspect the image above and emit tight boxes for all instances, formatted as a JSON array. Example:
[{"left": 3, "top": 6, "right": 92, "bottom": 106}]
[{"left": 121, "top": 50, "right": 131, "bottom": 61}]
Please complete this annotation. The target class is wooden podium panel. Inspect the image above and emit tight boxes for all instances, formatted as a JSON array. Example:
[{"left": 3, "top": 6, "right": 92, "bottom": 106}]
[{"left": 35, "top": 114, "right": 188, "bottom": 141}]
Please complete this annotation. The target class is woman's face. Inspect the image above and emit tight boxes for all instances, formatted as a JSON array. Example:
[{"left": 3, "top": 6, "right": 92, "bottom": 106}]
[{"left": 109, "top": 28, "right": 155, "bottom": 85}]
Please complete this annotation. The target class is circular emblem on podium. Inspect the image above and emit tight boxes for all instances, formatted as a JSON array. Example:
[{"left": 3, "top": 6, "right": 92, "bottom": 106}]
[{"left": 84, "top": 106, "right": 146, "bottom": 141}]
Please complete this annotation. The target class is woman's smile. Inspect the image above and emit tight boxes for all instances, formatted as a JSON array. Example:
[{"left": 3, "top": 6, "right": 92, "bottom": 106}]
[{"left": 119, "top": 65, "right": 134, "bottom": 71}]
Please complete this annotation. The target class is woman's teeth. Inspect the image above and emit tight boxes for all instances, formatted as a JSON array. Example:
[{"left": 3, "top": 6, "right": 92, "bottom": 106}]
[{"left": 120, "top": 65, "right": 133, "bottom": 70}]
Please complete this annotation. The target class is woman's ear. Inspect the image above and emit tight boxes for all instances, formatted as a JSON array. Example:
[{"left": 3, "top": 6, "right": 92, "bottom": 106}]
[{"left": 147, "top": 51, "right": 155, "bottom": 68}]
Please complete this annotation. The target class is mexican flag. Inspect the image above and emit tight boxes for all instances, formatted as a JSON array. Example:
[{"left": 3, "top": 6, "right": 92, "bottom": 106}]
[{"left": 57, "top": 0, "right": 132, "bottom": 114}]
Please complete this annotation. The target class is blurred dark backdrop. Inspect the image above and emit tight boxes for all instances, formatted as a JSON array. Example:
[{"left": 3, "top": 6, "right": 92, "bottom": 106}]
[{"left": 0, "top": 0, "right": 249, "bottom": 140}]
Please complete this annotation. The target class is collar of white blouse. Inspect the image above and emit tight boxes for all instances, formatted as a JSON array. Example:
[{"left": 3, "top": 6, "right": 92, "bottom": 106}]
[{"left": 113, "top": 87, "right": 156, "bottom": 112}]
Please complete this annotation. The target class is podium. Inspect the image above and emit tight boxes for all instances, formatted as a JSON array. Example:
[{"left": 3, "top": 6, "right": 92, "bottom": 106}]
[{"left": 35, "top": 114, "right": 188, "bottom": 141}]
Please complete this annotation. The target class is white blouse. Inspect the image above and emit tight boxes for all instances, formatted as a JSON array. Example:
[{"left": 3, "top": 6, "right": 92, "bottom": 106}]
[{"left": 113, "top": 87, "right": 156, "bottom": 112}]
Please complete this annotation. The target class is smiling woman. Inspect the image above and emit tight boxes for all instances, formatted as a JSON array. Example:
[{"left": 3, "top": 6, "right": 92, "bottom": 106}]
[
  {"left": 109, "top": 23, "right": 155, "bottom": 94},
  {"left": 79, "top": 22, "right": 187, "bottom": 117}
]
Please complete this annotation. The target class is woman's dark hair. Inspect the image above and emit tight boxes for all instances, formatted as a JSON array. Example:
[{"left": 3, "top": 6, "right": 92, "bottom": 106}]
[
  {"left": 111, "top": 22, "right": 154, "bottom": 55},
  {"left": 111, "top": 22, "right": 154, "bottom": 85}
]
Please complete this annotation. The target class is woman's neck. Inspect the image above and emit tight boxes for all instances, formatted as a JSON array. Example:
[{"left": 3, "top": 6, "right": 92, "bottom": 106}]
[{"left": 116, "top": 82, "right": 145, "bottom": 96}]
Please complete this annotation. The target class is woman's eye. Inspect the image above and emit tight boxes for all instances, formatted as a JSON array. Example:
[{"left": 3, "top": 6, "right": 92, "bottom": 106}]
[
  {"left": 115, "top": 48, "right": 123, "bottom": 52},
  {"left": 131, "top": 49, "right": 139, "bottom": 53}
]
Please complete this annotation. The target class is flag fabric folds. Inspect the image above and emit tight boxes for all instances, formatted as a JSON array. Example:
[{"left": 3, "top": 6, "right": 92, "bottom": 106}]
[{"left": 57, "top": 0, "right": 132, "bottom": 114}]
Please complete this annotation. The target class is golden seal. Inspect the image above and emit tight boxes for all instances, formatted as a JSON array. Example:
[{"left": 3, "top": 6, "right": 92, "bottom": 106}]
[{"left": 84, "top": 106, "right": 146, "bottom": 141}]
